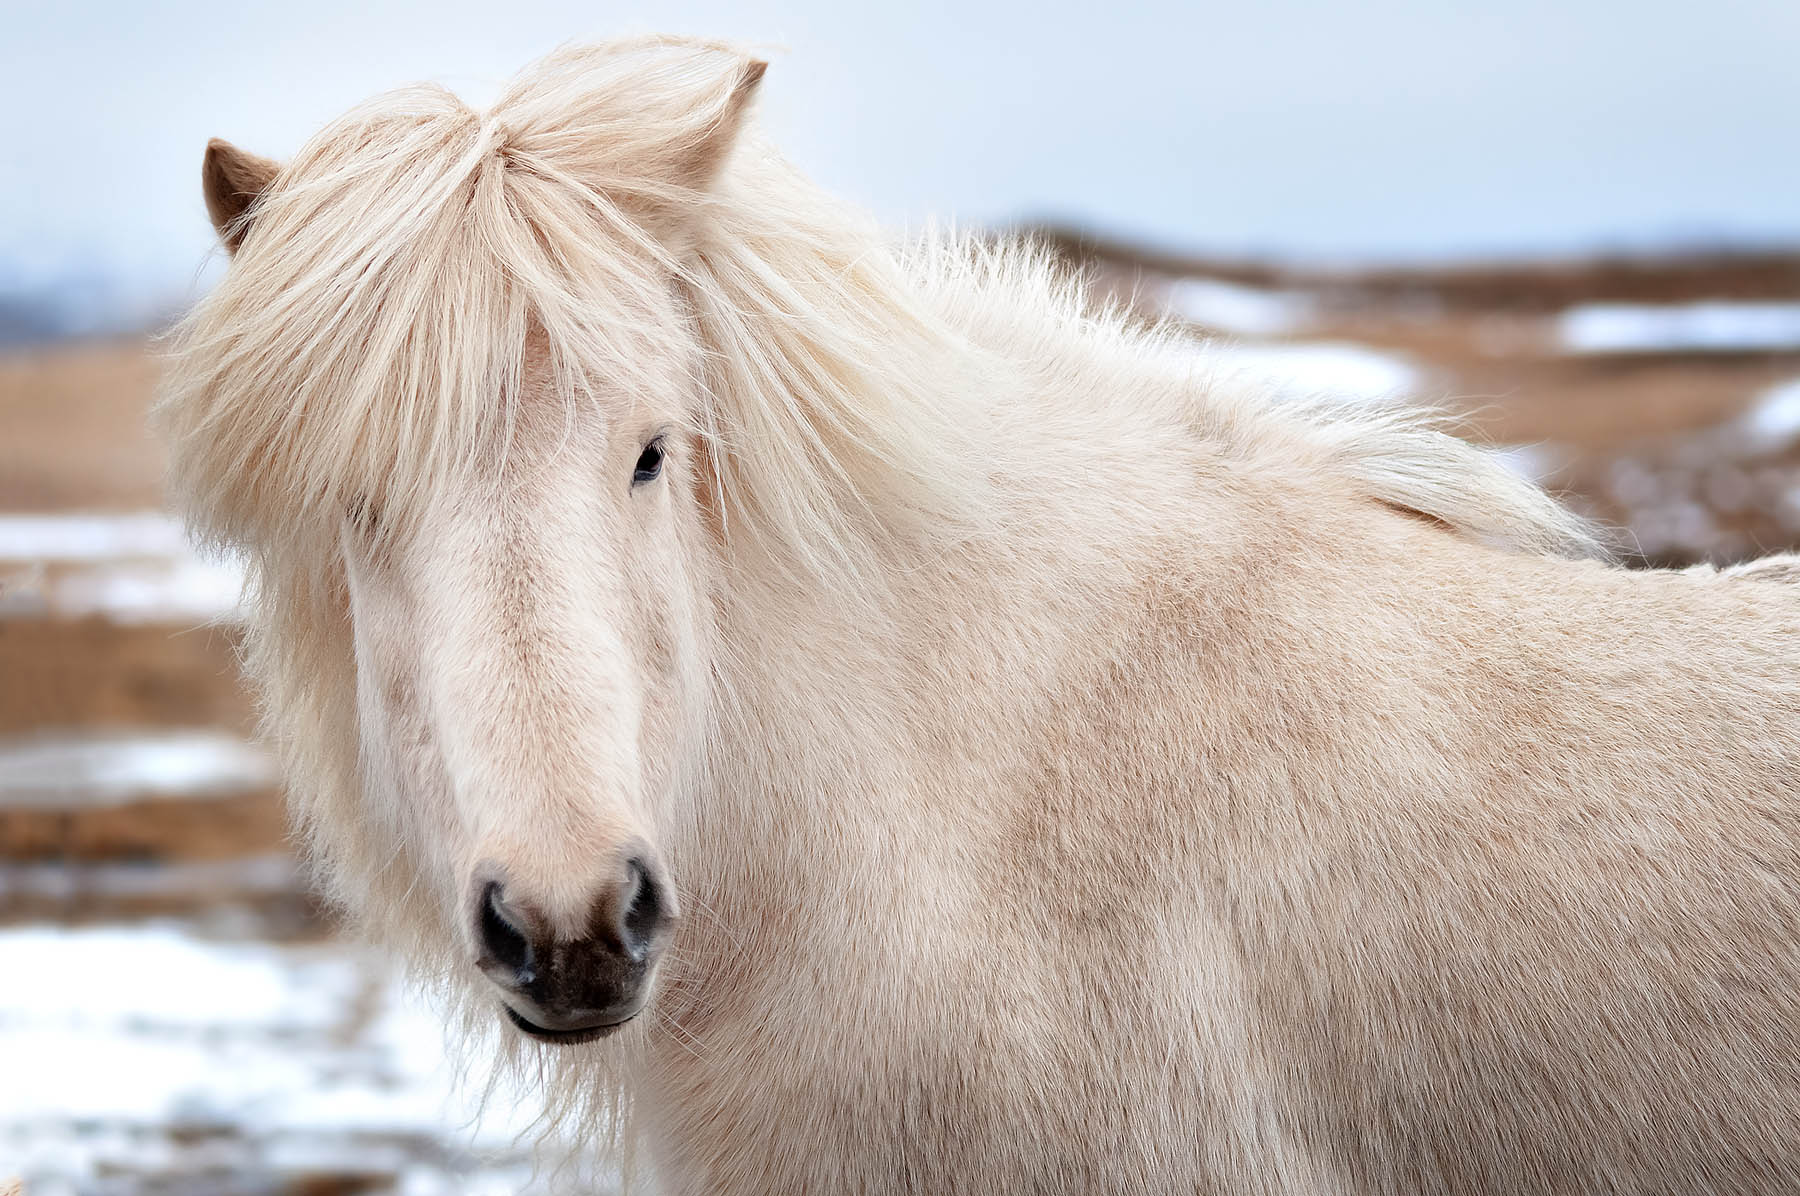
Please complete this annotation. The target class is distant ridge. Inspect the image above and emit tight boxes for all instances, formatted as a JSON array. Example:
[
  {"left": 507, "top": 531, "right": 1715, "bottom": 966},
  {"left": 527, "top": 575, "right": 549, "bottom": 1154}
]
[
  {"left": 1019, "top": 222, "right": 1800, "bottom": 313},
  {"left": 0, "top": 274, "right": 181, "bottom": 349}
]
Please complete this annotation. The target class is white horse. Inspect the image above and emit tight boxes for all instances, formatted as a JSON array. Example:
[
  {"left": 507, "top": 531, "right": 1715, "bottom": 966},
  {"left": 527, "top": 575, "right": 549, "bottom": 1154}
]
[{"left": 159, "top": 36, "right": 1800, "bottom": 1194}]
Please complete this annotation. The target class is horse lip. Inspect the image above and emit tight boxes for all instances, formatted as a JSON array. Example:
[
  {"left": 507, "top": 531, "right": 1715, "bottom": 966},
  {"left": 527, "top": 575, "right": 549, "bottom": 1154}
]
[{"left": 503, "top": 1003, "right": 639, "bottom": 1045}]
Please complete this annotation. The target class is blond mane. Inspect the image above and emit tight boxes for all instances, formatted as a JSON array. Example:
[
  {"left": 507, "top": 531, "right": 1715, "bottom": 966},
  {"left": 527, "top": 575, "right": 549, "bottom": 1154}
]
[{"left": 160, "top": 36, "right": 1592, "bottom": 582}]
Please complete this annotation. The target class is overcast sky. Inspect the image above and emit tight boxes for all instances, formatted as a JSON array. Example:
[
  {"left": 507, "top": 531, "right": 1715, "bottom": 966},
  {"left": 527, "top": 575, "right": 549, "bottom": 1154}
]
[{"left": 5, "top": 0, "right": 1799, "bottom": 306}]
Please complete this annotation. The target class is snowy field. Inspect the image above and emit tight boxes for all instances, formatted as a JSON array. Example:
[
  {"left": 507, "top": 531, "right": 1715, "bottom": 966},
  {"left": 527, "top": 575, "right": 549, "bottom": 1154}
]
[
  {"left": 0, "top": 923, "right": 598, "bottom": 1194},
  {"left": 0, "top": 513, "right": 242, "bottom": 624}
]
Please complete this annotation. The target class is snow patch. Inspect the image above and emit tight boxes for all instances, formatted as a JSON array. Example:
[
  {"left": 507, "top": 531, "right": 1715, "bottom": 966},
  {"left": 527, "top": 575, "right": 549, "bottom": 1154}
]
[
  {"left": 1740, "top": 377, "right": 1800, "bottom": 449},
  {"left": 0, "top": 511, "right": 193, "bottom": 561},
  {"left": 0, "top": 921, "right": 596, "bottom": 1191},
  {"left": 0, "top": 923, "right": 359, "bottom": 1032},
  {"left": 1558, "top": 302, "right": 1800, "bottom": 354},
  {"left": 0, "top": 730, "right": 277, "bottom": 807},
  {"left": 0, "top": 511, "right": 244, "bottom": 622},
  {"left": 1162, "top": 277, "right": 1315, "bottom": 337},
  {"left": 1207, "top": 341, "right": 1422, "bottom": 404},
  {"left": 41, "top": 555, "right": 244, "bottom": 622}
]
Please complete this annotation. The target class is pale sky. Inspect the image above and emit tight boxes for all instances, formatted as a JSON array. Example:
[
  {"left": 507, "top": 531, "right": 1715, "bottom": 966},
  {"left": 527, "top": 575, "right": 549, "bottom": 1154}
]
[{"left": 4, "top": 0, "right": 1799, "bottom": 309}]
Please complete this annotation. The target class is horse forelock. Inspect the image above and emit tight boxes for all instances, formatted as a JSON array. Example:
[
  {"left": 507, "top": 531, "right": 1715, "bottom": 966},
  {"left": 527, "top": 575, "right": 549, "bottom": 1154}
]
[{"left": 159, "top": 85, "right": 685, "bottom": 558}]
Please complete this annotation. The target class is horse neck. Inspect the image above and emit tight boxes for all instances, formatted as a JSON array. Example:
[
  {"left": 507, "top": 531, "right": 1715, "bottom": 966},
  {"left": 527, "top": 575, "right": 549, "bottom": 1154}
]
[
  {"left": 658, "top": 221, "right": 1273, "bottom": 932},
  {"left": 670, "top": 349, "right": 1245, "bottom": 921}
]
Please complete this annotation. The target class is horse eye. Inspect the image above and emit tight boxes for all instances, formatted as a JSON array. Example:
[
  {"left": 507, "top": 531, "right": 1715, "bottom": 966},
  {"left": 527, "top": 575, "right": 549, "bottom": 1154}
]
[{"left": 633, "top": 437, "right": 665, "bottom": 486}]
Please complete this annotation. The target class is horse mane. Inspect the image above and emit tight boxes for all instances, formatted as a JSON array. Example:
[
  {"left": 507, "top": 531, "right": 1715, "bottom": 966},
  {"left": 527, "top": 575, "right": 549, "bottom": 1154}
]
[
  {"left": 898, "top": 236, "right": 1601, "bottom": 561},
  {"left": 158, "top": 35, "right": 1594, "bottom": 591}
]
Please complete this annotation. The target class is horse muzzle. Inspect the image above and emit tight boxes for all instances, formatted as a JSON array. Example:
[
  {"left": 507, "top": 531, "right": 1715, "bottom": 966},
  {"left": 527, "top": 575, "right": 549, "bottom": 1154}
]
[{"left": 469, "top": 852, "right": 675, "bottom": 1045}]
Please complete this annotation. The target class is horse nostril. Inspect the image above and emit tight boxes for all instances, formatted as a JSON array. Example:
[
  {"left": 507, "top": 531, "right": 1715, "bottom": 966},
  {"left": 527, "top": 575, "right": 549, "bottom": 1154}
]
[
  {"left": 478, "top": 880, "right": 533, "bottom": 976},
  {"left": 615, "top": 858, "right": 669, "bottom": 963}
]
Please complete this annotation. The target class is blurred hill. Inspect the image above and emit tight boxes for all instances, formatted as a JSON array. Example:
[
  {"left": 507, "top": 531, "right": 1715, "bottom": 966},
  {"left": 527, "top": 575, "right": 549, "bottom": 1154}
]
[{"left": 0, "top": 267, "right": 185, "bottom": 350}]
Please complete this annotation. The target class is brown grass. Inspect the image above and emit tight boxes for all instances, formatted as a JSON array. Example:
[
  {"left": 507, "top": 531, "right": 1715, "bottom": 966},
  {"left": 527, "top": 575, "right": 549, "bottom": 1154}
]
[
  {"left": 0, "top": 618, "right": 248, "bottom": 735},
  {"left": 0, "top": 338, "right": 164, "bottom": 511}
]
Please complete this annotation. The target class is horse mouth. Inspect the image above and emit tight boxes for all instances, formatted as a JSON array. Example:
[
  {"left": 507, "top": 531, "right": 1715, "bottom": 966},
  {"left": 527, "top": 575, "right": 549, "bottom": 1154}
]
[{"left": 503, "top": 1005, "right": 638, "bottom": 1045}]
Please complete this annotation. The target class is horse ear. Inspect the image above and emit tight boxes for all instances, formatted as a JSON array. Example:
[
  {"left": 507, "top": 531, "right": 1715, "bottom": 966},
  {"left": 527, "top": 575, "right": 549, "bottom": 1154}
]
[
  {"left": 666, "top": 58, "right": 766, "bottom": 193},
  {"left": 202, "top": 139, "right": 280, "bottom": 253}
]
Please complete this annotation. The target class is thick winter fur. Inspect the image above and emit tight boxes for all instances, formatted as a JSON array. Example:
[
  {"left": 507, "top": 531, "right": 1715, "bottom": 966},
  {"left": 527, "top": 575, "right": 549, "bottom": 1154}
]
[{"left": 158, "top": 37, "right": 1800, "bottom": 1195}]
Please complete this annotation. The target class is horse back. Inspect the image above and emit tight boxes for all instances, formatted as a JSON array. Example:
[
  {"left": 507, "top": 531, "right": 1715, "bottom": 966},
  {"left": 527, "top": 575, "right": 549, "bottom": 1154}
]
[{"left": 1166, "top": 514, "right": 1800, "bottom": 1193}]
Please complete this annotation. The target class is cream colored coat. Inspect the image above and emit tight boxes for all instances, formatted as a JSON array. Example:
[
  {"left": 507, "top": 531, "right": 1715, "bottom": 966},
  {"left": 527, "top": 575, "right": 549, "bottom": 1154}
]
[{"left": 159, "top": 37, "right": 1800, "bottom": 1196}]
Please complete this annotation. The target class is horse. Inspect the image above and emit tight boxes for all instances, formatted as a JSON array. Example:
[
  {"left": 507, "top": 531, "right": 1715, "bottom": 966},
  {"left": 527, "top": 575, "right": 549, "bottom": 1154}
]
[{"left": 157, "top": 36, "right": 1800, "bottom": 1195}]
